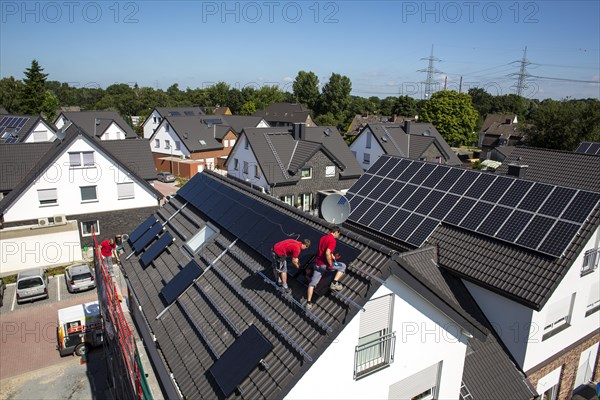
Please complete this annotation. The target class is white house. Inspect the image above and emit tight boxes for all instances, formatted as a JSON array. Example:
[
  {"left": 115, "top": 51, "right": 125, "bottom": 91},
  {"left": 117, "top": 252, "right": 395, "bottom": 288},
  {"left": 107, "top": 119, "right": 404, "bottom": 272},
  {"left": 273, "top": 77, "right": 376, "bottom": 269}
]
[
  {"left": 0, "top": 114, "right": 56, "bottom": 143},
  {"left": 142, "top": 107, "right": 206, "bottom": 139},
  {"left": 55, "top": 111, "right": 137, "bottom": 140},
  {"left": 0, "top": 126, "right": 161, "bottom": 274}
]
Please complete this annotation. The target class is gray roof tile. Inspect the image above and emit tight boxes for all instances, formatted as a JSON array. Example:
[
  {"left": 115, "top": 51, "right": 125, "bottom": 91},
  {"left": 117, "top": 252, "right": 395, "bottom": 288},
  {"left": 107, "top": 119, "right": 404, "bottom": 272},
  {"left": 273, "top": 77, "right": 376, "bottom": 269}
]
[{"left": 57, "top": 111, "right": 137, "bottom": 139}]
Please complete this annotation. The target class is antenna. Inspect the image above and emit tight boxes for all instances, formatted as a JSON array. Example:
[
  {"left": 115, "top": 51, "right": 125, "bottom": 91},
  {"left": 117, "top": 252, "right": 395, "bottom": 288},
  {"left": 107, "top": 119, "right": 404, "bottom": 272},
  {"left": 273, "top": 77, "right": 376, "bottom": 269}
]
[{"left": 320, "top": 193, "right": 351, "bottom": 224}]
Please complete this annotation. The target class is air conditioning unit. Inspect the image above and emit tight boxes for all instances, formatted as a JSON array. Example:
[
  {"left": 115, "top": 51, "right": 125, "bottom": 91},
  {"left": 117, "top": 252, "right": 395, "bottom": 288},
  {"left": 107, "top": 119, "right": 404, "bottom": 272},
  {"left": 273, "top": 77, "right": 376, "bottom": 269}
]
[
  {"left": 53, "top": 214, "right": 67, "bottom": 225},
  {"left": 180, "top": 155, "right": 187, "bottom": 160},
  {"left": 38, "top": 217, "right": 49, "bottom": 227}
]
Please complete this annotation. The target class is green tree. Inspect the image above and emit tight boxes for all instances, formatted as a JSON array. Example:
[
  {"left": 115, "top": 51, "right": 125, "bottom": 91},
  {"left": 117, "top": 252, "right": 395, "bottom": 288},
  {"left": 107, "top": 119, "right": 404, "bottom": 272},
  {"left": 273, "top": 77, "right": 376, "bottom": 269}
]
[
  {"left": 0, "top": 77, "right": 24, "bottom": 113},
  {"left": 468, "top": 87, "right": 494, "bottom": 117},
  {"left": 293, "top": 71, "right": 320, "bottom": 111},
  {"left": 394, "top": 96, "right": 418, "bottom": 117},
  {"left": 320, "top": 73, "right": 352, "bottom": 126},
  {"left": 21, "top": 60, "right": 49, "bottom": 115},
  {"left": 379, "top": 96, "right": 397, "bottom": 116},
  {"left": 491, "top": 94, "right": 528, "bottom": 119},
  {"left": 524, "top": 99, "right": 600, "bottom": 150},
  {"left": 419, "top": 90, "right": 479, "bottom": 146},
  {"left": 240, "top": 101, "right": 257, "bottom": 116},
  {"left": 252, "top": 85, "right": 287, "bottom": 111},
  {"left": 41, "top": 90, "right": 59, "bottom": 121},
  {"left": 206, "top": 82, "right": 230, "bottom": 108}
]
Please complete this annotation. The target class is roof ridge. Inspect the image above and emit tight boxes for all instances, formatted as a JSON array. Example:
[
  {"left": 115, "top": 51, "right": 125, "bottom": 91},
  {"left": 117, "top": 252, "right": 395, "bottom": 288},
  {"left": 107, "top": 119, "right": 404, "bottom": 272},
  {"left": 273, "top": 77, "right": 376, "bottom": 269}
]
[
  {"left": 264, "top": 132, "right": 290, "bottom": 179},
  {"left": 287, "top": 140, "right": 299, "bottom": 170}
]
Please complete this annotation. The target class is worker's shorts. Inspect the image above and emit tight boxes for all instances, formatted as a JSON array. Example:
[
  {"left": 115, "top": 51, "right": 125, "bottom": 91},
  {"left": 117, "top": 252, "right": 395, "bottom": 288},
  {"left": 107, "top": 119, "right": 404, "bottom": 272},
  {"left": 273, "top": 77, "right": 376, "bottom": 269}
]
[
  {"left": 271, "top": 251, "right": 287, "bottom": 273},
  {"left": 309, "top": 262, "right": 347, "bottom": 287}
]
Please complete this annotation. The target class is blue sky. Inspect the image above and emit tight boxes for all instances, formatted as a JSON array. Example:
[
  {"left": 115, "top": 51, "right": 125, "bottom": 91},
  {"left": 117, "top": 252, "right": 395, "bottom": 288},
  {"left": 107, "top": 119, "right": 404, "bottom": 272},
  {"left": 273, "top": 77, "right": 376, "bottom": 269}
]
[{"left": 1, "top": 0, "right": 599, "bottom": 100}]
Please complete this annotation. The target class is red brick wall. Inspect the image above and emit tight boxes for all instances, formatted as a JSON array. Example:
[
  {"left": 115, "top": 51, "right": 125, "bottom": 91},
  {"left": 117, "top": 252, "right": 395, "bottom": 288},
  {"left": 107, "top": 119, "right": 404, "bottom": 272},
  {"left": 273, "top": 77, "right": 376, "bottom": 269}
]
[{"left": 527, "top": 332, "right": 599, "bottom": 400}]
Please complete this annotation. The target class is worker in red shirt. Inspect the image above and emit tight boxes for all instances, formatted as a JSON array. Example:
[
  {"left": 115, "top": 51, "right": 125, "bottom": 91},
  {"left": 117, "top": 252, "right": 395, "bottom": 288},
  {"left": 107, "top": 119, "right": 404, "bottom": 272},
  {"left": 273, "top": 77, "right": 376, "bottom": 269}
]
[
  {"left": 99, "top": 238, "right": 117, "bottom": 275},
  {"left": 272, "top": 238, "right": 311, "bottom": 294},
  {"left": 306, "top": 226, "right": 346, "bottom": 311}
]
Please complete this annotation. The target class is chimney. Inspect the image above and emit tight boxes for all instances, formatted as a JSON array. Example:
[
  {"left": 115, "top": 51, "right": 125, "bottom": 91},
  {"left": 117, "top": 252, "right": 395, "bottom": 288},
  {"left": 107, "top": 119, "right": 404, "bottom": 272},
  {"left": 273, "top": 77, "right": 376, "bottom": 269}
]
[
  {"left": 507, "top": 163, "right": 528, "bottom": 178},
  {"left": 404, "top": 120, "right": 411, "bottom": 135},
  {"left": 292, "top": 123, "right": 306, "bottom": 140}
]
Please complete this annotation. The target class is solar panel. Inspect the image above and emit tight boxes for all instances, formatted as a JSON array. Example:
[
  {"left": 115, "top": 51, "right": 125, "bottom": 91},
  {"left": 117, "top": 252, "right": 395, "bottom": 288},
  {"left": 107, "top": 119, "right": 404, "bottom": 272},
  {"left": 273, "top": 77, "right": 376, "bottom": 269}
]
[
  {"left": 132, "top": 222, "right": 163, "bottom": 253},
  {"left": 561, "top": 190, "right": 600, "bottom": 223},
  {"left": 209, "top": 325, "right": 273, "bottom": 397},
  {"left": 160, "top": 259, "right": 204, "bottom": 305},
  {"left": 516, "top": 215, "right": 555, "bottom": 249},
  {"left": 498, "top": 180, "right": 533, "bottom": 207},
  {"left": 443, "top": 197, "right": 476, "bottom": 225},
  {"left": 519, "top": 183, "right": 554, "bottom": 212},
  {"left": 464, "top": 174, "right": 496, "bottom": 199},
  {"left": 448, "top": 170, "right": 478, "bottom": 194},
  {"left": 381, "top": 209, "right": 410, "bottom": 236},
  {"left": 184, "top": 111, "right": 195, "bottom": 116},
  {"left": 393, "top": 214, "right": 424, "bottom": 241},
  {"left": 398, "top": 162, "right": 423, "bottom": 182},
  {"left": 356, "top": 176, "right": 382, "bottom": 196},
  {"left": 406, "top": 217, "right": 439, "bottom": 246},
  {"left": 459, "top": 202, "right": 494, "bottom": 231},
  {"left": 496, "top": 210, "right": 533, "bottom": 242},
  {"left": 415, "top": 190, "right": 445, "bottom": 215},
  {"left": 390, "top": 184, "right": 417, "bottom": 208},
  {"left": 481, "top": 176, "right": 514, "bottom": 202},
  {"left": 140, "top": 232, "right": 174, "bottom": 268},
  {"left": 351, "top": 198, "right": 376, "bottom": 220},
  {"left": 589, "top": 143, "right": 600, "bottom": 155},
  {"left": 538, "top": 221, "right": 580, "bottom": 256},
  {"left": 435, "top": 168, "right": 464, "bottom": 191},
  {"left": 575, "top": 142, "right": 600, "bottom": 155},
  {"left": 379, "top": 181, "right": 406, "bottom": 203},
  {"left": 575, "top": 142, "right": 589, "bottom": 153},
  {"left": 422, "top": 165, "right": 450, "bottom": 188},
  {"left": 357, "top": 201, "right": 386, "bottom": 225},
  {"left": 402, "top": 187, "right": 431, "bottom": 211},
  {"left": 387, "top": 158, "right": 412, "bottom": 179},
  {"left": 537, "top": 187, "right": 577, "bottom": 217},
  {"left": 368, "top": 178, "right": 394, "bottom": 200},
  {"left": 348, "top": 194, "right": 366, "bottom": 214},
  {"left": 370, "top": 206, "right": 400, "bottom": 231},
  {"left": 0, "top": 116, "right": 29, "bottom": 133},
  {"left": 368, "top": 155, "right": 390, "bottom": 175},
  {"left": 408, "top": 163, "right": 436, "bottom": 185},
  {"left": 477, "top": 206, "right": 513, "bottom": 236},
  {"left": 373, "top": 157, "right": 397, "bottom": 177},
  {"left": 348, "top": 173, "right": 373, "bottom": 196},
  {"left": 429, "top": 193, "right": 460, "bottom": 220}
]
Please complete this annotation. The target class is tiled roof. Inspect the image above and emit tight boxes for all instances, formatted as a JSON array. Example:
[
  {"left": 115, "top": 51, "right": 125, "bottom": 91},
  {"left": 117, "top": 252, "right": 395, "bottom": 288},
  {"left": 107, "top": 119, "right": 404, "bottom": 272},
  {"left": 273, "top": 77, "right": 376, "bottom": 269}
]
[
  {"left": 483, "top": 122, "right": 524, "bottom": 139},
  {"left": 0, "top": 142, "right": 54, "bottom": 191},
  {"left": 398, "top": 247, "right": 536, "bottom": 400},
  {"left": 58, "top": 111, "right": 137, "bottom": 139},
  {"left": 0, "top": 115, "right": 51, "bottom": 142},
  {"left": 100, "top": 139, "right": 157, "bottom": 180},
  {"left": 156, "top": 107, "right": 205, "bottom": 117},
  {"left": 242, "top": 126, "right": 362, "bottom": 184},
  {"left": 481, "top": 114, "right": 517, "bottom": 133},
  {"left": 496, "top": 146, "right": 600, "bottom": 192},
  {"left": 121, "top": 171, "right": 494, "bottom": 400},
  {"left": 255, "top": 103, "right": 312, "bottom": 124},
  {"left": 163, "top": 116, "right": 231, "bottom": 152},
  {"left": 217, "top": 115, "right": 265, "bottom": 134}
]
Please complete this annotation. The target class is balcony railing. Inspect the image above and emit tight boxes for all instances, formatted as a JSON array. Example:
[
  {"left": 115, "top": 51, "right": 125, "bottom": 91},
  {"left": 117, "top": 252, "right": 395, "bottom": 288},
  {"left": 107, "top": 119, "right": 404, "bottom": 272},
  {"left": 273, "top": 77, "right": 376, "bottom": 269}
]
[{"left": 354, "top": 332, "right": 396, "bottom": 380}]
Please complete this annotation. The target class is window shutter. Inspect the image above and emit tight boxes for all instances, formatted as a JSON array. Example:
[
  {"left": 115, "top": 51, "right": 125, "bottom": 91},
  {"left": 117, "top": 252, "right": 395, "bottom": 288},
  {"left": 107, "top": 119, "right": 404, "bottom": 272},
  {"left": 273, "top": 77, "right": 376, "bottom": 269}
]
[
  {"left": 69, "top": 153, "right": 80, "bottom": 166},
  {"left": 388, "top": 361, "right": 441, "bottom": 399},
  {"left": 359, "top": 294, "right": 393, "bottom": 338},
  {"left": 118, "top": 182, "right": 134, "bottom": 199},
  {"left": 588, "top": 281, "right": 600, "bottom": 305},
  {"left": 38, "top": 188, "right": 57, "bottom": 201},
  {"left": 545, "top": 294, "right": 573, "bottom": 325},
  {"left": 82, "top": 152, "right": 94, "bottom": 166}
]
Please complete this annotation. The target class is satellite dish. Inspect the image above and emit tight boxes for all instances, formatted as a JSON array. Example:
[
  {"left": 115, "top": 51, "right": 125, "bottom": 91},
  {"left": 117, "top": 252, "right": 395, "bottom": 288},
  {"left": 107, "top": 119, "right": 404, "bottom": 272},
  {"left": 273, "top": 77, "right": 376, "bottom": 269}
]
[
  {"left": 55, "top": 121, "right": 72, "bottom": 142},
  {"left": 321, "top": 193, "right": 351, "bottom": 224}
]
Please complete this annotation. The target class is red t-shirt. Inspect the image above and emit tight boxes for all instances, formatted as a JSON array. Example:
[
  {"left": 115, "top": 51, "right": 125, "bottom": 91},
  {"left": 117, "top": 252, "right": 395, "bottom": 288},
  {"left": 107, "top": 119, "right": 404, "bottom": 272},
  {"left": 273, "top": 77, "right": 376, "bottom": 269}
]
[
  {"left": 100, "top": 240, "right": 116, "bottom": 257},
  {"left": 273, "top": 239, "right": 302, "bottom": 258},
  {"left": 315, "top": 234, "right": 336, "bottom": 266}
]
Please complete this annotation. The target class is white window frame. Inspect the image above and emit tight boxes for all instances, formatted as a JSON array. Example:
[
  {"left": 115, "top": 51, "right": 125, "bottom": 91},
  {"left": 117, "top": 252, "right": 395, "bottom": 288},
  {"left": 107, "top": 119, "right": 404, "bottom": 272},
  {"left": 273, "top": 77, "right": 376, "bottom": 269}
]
[
  {"left": 233, "top": 158, "right": 239, "bottom": 171},
  {"left": 117, "top": 182, "right": 134, "bottom": 200},
  {"left": 366, "top": 132, "right": 372, "bottom": 149},
  {"left": 585, "top": 281, "right": 600, "bottom": 317},
  {"left": 254, "top": 165, "right": 260, "bottom": 178},
  {"left": 175, "top": 141, "right": 181, "bottom": 150},
  {"left": 364, "top": 153, "right": 371, "bottom": 164},
  {"left": 185, "top": 222, "right": 219, "bottom": 254},
  {"left": 80, "top": 220, "right": 99, "bottom": 237},
  {"left": 69, "top": 151, "right": 95, "bottom": 168},
  {"left": 80, "top": 185, "right": 98, "bottom": 203},
  {"left": 325, "top": 166, "right": 336, "bottom": 177},
  {"left": 155, "top": 139, "right": 160, "bottom": 148},
  {"left": 243, "top": 161, "right": 249, "bottom": 174},
  {"left": 281, "top": 195, "right": 293, "bottom": 206},
  {"left": 581, "top": 248, "right": 599, "bottom": 276},
  {"left": 230, "top": 139, "right": 236, "bottom": 147},
  {"left": 38, "top": 188, "right": 58, "bottom": 206},
  {"left": 542, "top": 293, "right": 575, "bottom": 340},
  {"left": 301, "top": 167, "right": 312, "bottom": 179},
  {"left": 165, "top": 139, "right": 170, "bottom": 149}
]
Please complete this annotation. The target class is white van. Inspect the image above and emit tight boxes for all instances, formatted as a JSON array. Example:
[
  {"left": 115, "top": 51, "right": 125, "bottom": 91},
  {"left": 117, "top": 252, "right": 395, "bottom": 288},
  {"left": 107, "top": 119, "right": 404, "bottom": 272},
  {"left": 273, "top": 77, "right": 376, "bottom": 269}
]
[{"left": 57, "top": 301, "right": 103, "bottom": 356}]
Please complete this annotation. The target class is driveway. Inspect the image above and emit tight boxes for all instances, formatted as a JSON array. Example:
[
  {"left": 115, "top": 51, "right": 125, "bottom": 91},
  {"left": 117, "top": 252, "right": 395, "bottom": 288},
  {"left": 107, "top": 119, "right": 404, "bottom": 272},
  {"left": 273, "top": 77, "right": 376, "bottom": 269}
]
[{"left": 153, "top": 180, "right": 179, "bottom": 197}]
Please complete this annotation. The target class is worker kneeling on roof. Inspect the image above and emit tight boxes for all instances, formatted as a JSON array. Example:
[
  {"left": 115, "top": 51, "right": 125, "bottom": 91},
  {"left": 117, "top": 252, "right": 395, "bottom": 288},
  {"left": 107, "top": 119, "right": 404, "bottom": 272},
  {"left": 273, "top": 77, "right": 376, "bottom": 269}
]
[{"left": 272, "top": 238, "right": 311, "bottom": 294}]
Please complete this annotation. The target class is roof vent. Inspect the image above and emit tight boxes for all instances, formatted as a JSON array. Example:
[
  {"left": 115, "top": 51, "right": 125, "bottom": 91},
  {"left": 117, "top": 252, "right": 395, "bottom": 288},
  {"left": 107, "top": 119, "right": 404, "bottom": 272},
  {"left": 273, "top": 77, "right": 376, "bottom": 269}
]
[
  {"left": 507, "top": 163, "right": 528, "bottom": 179},
  {"left": 382, "top": 135, "right": 388, "bottom": 142},
  {"left": 324, "top": 128, "right": 331, "bottom": 136}
]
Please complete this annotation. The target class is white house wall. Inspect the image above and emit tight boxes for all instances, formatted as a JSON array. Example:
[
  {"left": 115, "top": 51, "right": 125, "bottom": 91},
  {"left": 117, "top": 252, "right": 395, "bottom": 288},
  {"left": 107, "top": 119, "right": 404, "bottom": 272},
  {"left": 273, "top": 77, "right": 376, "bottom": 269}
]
[
  {"left": 286, "top": 275, "right": 468, "bottom": 400},
  {"left": 0, "top": 221, "right": 82, "bottom": 275},
  {"left": 99, "top": 122, "right": 128, "bottom": 140},
  {"left": 349, "top": 128, "right": 385, "bottom": 171},
  {"left": 151, "top": 122, "right": 189, "bottom": 158},
  {"left": 2, "top": 137, "right": 158, "bottom": 223},
  {"left": 226, "top": 136, "right": 270, "bottom": 191},
  {"left": 143, "top": 110, "right": 162, "bottom": 139},
  {"left": 22, "top": 120, "right": 55, "bottom": 143},
  {"left": 464, "top": 227, "right": 600, "bottom": 371}
]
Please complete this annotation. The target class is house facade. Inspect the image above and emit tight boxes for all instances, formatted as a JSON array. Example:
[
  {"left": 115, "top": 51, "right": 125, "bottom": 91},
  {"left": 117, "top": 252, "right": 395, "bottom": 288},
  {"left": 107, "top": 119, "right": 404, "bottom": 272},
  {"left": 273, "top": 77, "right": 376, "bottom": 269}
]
[
  {"left": 226, "top": 124, "right": 362, "bottom": 212},
  {"left": 0, "top": 127, "right": 161, "bottom": 274},
  {"left": 0, "top": 115, "right": 56, "bottom": 143},
  {"left": 350, "top": 121, "right": 462, "bottom": 171},
  {"left": 55, "top": 111, "right": 137, "bottom": 140},
  {"left": 142, "top": 106, "right": 206, "bottom": 139}
]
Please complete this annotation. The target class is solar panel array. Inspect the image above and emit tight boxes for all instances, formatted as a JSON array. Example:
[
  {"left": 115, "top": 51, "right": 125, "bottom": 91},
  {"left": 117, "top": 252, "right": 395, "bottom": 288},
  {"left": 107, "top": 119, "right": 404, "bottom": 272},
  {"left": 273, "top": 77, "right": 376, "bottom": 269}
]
[
  {"left": 575, "top": 142, "right": 600, "bottom": 155},
  {"left": 346, "top": 156, "right": 600, "bottom": 257},
  {"left": 0, "top": 116, "right": 30, "bottom": 142}
]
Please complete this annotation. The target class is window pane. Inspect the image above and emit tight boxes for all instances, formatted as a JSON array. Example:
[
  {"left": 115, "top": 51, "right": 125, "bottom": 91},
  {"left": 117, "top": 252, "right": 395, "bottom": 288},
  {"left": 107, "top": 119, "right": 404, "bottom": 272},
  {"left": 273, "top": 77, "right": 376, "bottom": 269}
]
[
  {"left": 81, "top": 186, "right": 97, "bottom": 201},
  {"left": 82, "top": 152, "right": 94, "bottom": 166},
  {"left": 69, "top": 153, "right": 81, "bottom": 167},
  {"left": 81, "top": 221, "right": 99, "bottom": 235},
  {"left": 117, "top": 182, "right": 134, "bottom": 199}
]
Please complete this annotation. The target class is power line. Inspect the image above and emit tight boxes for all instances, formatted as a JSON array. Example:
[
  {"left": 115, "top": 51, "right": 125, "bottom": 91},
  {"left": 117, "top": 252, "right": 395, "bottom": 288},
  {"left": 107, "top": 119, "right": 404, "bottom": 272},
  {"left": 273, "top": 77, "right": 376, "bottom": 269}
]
[
  {"left": 507, "top": 46, "right": 531, "bottom": 97},
  {"left": 417, "top": 45, "right": 444, "bottom": 100}
]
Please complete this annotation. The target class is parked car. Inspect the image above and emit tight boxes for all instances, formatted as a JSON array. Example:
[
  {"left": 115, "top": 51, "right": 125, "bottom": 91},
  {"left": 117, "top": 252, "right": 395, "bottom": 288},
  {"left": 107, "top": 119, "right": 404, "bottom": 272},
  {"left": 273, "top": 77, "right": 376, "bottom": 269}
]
[
  {"left": 0, "top": 278, "right": 6, "bottom": 307},
  {"left": 16, "top": 268, "right": 49, "bottom": 303},
  {"left": 157, "top": 171, "right": 176, "bottom": 182},
  {"left": 65, "top": 264, "right": 96, "bottom": 293}
]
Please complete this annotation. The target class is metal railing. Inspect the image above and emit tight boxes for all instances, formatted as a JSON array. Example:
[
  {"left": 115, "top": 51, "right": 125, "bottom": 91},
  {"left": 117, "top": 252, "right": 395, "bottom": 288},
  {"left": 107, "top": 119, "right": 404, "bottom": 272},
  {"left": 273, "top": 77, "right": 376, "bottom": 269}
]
[{"left": 353, "top": 332, "right": 396, "bottom": 379}]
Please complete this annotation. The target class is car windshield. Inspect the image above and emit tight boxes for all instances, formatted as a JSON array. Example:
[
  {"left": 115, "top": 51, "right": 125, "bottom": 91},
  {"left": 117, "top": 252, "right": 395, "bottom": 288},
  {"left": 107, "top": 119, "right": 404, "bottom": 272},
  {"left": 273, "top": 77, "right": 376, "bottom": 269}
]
[
  {"left": 18, "top": 277, "right": 43, "bottom": 289},
  {"left": 73, "top": 272, "right": 92, "bottom": 281}
]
